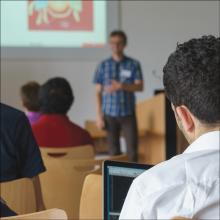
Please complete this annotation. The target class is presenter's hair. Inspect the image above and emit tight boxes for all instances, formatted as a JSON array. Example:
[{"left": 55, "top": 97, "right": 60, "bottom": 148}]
[
  {"left": 110, "top": 30, "right": 127, "bottom": 45},
  {"left": 39, "top": 77, "right": 74, "bottom": 114},
  {"left": 163, "top": 35, "right": 220, "bottom": 124},
  {"left": 20, "top": 81, "right": 40, "bottom": 111}
]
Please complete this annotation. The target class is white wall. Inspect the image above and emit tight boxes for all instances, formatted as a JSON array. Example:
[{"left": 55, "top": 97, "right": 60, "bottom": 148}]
[{"left": 1, "top": 1, "right": 219, "bottom": 126}]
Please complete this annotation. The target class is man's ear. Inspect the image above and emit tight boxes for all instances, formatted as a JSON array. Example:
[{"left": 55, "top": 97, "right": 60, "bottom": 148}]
[{"left": 175, "top": 105, "right": 195, "bottom": 132}]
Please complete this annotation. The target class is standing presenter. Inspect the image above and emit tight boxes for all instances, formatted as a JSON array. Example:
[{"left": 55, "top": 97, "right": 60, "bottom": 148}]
[{"left": 94, "top": 30, "right": 144, "bottom": 162}]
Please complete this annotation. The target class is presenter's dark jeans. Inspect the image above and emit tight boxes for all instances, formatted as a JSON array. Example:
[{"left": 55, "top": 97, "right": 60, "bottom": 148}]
[{"left": 104, "top": 114, "right": 138, "bottom": 162}]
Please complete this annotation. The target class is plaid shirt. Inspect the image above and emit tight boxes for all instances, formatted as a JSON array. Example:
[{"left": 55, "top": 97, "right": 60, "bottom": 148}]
[{"left": 94, "top": 56, "right": 143, "bottom": 117}]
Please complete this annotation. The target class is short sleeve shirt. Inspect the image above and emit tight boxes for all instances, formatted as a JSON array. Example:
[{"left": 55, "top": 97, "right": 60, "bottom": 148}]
[
  {"left": 0, "top": 103, "right": 46, "bottom": 182},
  {"left": 93, "top": 56, "right": 143, "bottom": 117}
]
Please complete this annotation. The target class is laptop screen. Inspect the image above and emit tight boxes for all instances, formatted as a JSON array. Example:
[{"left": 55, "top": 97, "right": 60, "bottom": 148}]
[{"left": 103, "top": 161, "right": 152, "bottom": 220}]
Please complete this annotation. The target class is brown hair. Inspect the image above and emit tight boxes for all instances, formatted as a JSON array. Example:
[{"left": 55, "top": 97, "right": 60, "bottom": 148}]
[
  {"left": 20, "top": 81, "right": 40, "bottom": 111},
  {"left": 110, "top": 30, "right": 127, "bottom": 45}
]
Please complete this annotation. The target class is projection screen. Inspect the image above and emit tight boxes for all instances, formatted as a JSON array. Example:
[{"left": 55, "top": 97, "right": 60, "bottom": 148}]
[{"left": 1, "top": 0, "right": 119, "bottom": 60}]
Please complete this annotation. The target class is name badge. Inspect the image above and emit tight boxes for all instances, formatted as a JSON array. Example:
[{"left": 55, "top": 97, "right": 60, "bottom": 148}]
[{"left": 120, "top": 69, "right": 132, "bottom": 78}]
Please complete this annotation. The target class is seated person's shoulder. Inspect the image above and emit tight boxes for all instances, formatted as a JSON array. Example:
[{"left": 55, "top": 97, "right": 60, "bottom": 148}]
[
  {"left": 1, "top": 103, "right": 25, "bottom": 125},
  {"left": 70, "top": 121, "right": 93, "bottom": 144},
  {"left": 1, "top": 103, "right": 23, "bottom": 118},
  {"left": 1, "top": 103, "right": 45, "bottom": 182},
  {"left": 134, "top": 149, "right": 218, "bottom": 197},
  {"left": 134, "top": 155, "right": 187, "bottom": 196},
  {"left": 71, "top": 122, "right": 91, "bottom": 136}
]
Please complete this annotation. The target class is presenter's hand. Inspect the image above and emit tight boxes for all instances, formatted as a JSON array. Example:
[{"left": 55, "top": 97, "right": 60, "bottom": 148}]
[
  {"left": 105, "top": 80, "right": 122, "bottom": 93},
  {"left": 96, "top": 115, "right": 105, "bottom": 130}
]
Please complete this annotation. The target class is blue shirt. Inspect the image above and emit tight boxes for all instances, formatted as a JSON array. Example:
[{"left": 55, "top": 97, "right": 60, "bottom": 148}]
[
  {"left": 0, "top": 103, "right": 46, "bottom": 182},
  {"left": 94, "top": 56, "right": 143, "bottom": 117}
]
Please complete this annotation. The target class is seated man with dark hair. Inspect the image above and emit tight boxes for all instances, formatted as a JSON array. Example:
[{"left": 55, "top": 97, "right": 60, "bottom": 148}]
[
  {"left": 0, "top": 103, "right": 46, "bottom": 217},
  {"left": 20, "top": 81, "right": 42, "bottom": 125},
  {"left": 32, "top": 77, "right": 93, "bottom": 148},
  {"left": 120, "top": 36, "right": 220, "bottom": 219}
]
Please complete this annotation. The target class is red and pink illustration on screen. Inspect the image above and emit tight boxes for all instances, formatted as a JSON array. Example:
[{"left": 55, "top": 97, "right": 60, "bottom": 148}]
[{"left": 28, "top": 0, "right": 93, "bottom": 31}]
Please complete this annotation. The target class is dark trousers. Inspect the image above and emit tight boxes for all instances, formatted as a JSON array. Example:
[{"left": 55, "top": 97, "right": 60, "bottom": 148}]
[{"left": 104, "top": 114, "right": 138, "bottom": 162}]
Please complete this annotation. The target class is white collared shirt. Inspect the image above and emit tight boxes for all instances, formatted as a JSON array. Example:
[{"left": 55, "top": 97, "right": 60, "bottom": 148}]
[{"left": 120, "top": 131, "right": 220, "bottom": 219}]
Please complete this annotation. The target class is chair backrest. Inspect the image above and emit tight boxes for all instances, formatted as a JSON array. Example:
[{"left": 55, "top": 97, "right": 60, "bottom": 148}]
[
  {"left": 85, "top": 120, "right": 106, "bottom": 139},
  {"left": 79, "top": 174, "right": 102, "bottom": 220},
  {"left": 84, "top": 154, "right": 129, "bottom": 175},
  {"left": 40, "top": 145, "right": 95, "bottom": 159},
  {"left": 0, "top": 178, "right": 36, "bottom": 215},
  {"left": 39, "top": 158, "right": 101, "bottom": 220},
  {"left": 106, "top": 154, "right": 129, "bottom": 162},
  {"left": 1, "top": 208, "right": 67, "bottom": 220}
]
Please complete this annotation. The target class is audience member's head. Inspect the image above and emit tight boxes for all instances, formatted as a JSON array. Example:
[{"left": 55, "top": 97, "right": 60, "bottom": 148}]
[
  {"left": 39, "top": 77, "right": 74, "bottom": 114},
  {"left": 20, "top": 81, "right": 40, "bottom": 112},
  {"left": 109, "top": 30, "right": 127, "bottom": 55},
  {"left": 163, "top": 35, "right": 220, "bottom": 143}
]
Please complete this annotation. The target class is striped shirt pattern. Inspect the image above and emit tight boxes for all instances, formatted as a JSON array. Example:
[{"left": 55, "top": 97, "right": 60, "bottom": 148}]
[{"left": 94, "top": 56, "right": 143, "bottom": 117}]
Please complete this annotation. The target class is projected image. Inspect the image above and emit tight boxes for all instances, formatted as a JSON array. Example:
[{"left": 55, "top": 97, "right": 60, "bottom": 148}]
[
  {"left": 1, "top": 0, "right": 106, "bottom": 47},
  {"left": 28, "top": 0, "right": 93, "bottom": 31}
]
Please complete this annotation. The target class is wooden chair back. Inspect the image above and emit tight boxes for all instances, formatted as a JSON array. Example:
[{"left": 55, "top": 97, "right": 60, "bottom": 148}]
[
  {"left": 86, "top": 154, "right": 129, "bottom": 175},
  {"left": 39, "top": 154, "right": 128, "bottom": 218},
  {"left": 1, "top": 208, "right": 67, "bottom": 220},
  {"left": 85, "top": 120, "right": 106, "bottom": 139},
  {"left": 39, "top": 158, "right": 101, "bottom": 220},
  {"left": 105, "top": 154, "right": 129, "bottom": 162},
  {"left": 79, "top": 174, "right": 102, "bottom": 220},
  {"left": 0, "top": 178, "right": 36, "bottom": 215},
  {"left": 40, "top": 145, "right": 94, "bottom": 159}
]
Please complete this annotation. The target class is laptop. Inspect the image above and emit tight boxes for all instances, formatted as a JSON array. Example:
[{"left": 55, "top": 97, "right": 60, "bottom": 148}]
[{"left": 103, "top": 160, "right": 153, "bottom": 220}]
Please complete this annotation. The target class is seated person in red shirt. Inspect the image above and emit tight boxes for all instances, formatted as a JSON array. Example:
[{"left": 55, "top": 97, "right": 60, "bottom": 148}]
[{"left": 32, "top": 77, "right": 93, "bottom": 148}]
